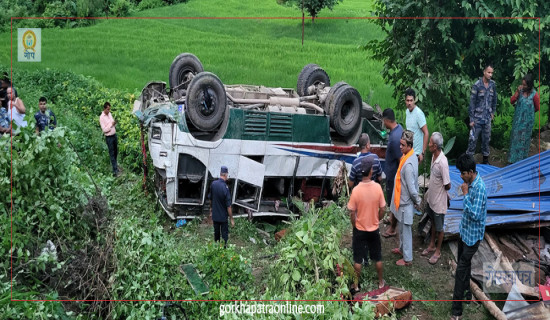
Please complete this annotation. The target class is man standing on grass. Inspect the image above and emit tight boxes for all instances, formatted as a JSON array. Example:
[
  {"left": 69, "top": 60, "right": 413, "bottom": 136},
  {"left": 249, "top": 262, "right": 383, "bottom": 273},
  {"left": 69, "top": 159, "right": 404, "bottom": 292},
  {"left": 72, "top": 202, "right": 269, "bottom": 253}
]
[
  {"left": 209, "top": 166, "right": 234, "bottom": 248},
  {"left": 404, "top": 88, "right": 429, "bottom": 163},
  {"left": 451, "top": 153, "right": 487, "bottom": 320},
  {"left": 99, "top": 101, "right": 120, "bottom": 177},
  {"left": 35, "top": 97, "right": 57, "bottom": 134},
  {"left": 381, "top": 108, "right": 403, "bottom": 239},
  {"left": 347, "top": 156, "right": 386, "bottom": 293},
  {"left": 348, "top": 133, "right": 383, "bottom": 190},
  {"left": 467, "top": 64, "right": 497, "bottom": 165},
  {"left": 422, "top": 132, "right": 451, "bottom": 265},
  {"left": 390, "top": 130, "right": 421, "bottom": 267}
]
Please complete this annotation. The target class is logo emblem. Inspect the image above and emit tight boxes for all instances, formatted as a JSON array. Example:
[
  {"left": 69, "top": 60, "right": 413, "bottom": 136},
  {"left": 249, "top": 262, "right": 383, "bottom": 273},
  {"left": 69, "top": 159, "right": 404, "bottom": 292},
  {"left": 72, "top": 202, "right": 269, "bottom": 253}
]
[{"left": 18, "top": 28, "right": 41, "bottom": 62}]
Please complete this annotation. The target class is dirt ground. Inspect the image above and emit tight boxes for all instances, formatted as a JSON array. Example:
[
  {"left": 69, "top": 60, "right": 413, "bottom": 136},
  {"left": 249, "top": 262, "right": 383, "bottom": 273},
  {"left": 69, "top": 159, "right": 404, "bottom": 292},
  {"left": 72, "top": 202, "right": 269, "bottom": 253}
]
[{"left": 340, "top": 217, "right": 493, "bottom": 320}]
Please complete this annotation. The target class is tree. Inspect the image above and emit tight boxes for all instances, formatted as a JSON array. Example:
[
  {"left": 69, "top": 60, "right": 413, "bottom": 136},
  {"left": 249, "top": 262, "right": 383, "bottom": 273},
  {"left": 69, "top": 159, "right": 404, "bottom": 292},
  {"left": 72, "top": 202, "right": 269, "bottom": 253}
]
[
  {"left": 366, "top": 0, "right": 549, "bottom": 126},
  {"left": 285, "top": 0, "right": 343, "bottom": 23}
]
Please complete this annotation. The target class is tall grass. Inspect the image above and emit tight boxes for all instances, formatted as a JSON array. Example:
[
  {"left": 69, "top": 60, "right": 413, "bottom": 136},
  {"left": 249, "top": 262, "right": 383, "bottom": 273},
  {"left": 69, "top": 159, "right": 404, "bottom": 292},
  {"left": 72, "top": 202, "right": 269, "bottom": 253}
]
[{"left": 0, "top": 0, "right": 396, "bottom": 109}]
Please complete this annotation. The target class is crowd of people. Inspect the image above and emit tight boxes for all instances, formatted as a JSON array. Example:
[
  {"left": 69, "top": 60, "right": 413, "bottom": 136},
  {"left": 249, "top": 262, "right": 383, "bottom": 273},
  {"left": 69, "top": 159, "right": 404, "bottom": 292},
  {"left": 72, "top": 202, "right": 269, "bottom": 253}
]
[
  {"left": 345, "top": 63, "right": 540, "bottom": 319},
  {"left": 0, "top": 77, "right": 57, "bottom": 136},
  {"left": 0, "top": 76, "right": 122, "bottom": 177}
]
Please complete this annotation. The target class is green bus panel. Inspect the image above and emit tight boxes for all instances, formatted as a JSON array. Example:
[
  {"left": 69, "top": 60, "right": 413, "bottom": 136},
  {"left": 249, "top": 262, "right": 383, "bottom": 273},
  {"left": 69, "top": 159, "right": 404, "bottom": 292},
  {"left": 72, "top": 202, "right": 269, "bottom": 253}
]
[{"left": 292, "top": 114, "right": 331, "bottom": 144}]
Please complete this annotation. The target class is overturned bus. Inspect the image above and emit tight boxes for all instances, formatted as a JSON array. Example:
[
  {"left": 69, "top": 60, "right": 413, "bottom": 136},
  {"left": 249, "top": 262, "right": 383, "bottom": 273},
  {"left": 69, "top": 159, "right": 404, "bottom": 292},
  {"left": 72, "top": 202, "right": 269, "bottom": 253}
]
[{"left": 133, "top": 53, "right": 387, "bottom": 219}]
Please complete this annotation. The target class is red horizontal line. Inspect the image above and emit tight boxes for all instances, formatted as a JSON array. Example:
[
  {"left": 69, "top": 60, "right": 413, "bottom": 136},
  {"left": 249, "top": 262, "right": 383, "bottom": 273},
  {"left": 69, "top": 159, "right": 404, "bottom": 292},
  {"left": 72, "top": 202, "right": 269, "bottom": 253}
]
[
  {"left": 10, "top": 16, "right": 540, "bottom": 20},
  {"left": 13, "top": 299, "right": 539, "bottom": 302}
]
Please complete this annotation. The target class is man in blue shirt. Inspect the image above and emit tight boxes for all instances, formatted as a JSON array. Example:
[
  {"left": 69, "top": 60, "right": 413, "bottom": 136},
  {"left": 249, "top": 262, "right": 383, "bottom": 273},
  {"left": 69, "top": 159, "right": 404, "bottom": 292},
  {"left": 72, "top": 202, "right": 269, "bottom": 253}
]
[
  {"left": 348, "top": 133, "right": 383, "bottom": 190},
  {"left": 34, "top": 97, "right": 57, "bottom": 134},
  {"left": 451, "top": 153, "right": 487, "bottom": 319},
  {"left": 467, "top": 64, "right": 498, "bottom": 165},
  {"left": 209, "top": 166, "right": 234, "bottom": 247},
  {"left": 381, "top": 108, "right": 403, "bottom": 238}
]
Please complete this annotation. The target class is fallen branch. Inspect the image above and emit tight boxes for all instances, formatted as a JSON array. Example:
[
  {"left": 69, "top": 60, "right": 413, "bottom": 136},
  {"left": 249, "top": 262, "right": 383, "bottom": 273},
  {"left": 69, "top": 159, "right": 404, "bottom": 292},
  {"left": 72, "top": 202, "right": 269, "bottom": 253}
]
[{"left": 470, "top": 278, "right": 507, "bottom": 320}]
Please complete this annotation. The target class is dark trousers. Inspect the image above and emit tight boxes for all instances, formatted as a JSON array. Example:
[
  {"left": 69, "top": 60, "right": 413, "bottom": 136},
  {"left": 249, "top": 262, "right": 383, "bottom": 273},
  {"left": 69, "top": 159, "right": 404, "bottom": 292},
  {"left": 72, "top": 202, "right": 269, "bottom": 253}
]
[
  {"left": 452, "top": 240, "right": 480, "bottom": 316},
  {"left": 105, "top": 134, "right": 118, "bottom": 175},
  {"left": 467, "top": 121, "right": 491, "bottom": 157},
  {"left": 213, "top": 221, "right": 229, "bottom": 245}
]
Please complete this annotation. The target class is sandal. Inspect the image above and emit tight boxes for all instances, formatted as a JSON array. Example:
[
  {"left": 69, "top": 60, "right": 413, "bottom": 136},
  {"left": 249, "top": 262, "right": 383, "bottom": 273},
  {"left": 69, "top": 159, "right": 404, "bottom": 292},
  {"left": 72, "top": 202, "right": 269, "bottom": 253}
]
[
  {"left": 391, "top": 248, "right": 403, "bottom": 256},
  {"left": 428, "top": 254, "right": 441, "bottom": 265},
  {"left": 350, "top": 286, "right": 361, "bottom": 295},
  {"left": 382, "top": 229, "right": 397, "bottom": 238},
  {"left": 396, "top": 258, "right": 412, "bottom": 266},
  {"left": 378, "top": 280, "right": 387, "bottom": 289},
  {"left": 421, "top": 248, "right": 435, "bottom": 256}
]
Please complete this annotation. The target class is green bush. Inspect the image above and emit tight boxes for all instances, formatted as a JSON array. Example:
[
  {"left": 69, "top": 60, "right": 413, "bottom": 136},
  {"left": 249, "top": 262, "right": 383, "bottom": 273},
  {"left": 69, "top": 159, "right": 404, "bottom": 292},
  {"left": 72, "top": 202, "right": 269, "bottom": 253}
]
[
  {"left": 269, "top": 201, "right": 351, "bottom": 297},
  {"left": 40, "top": 1, "right": 77, "bottom": 28},
  {"left": 0, "top": 127, "right": 98, "bottom": 318},
  {"left": 196, "top": 242, "right": 253, "bottom": 298},
  {"left": 109, "top": 0, "right": 134, "bottom": 17},
  {"left": 138, "top": 0, "right": 165, "bottom": 10}
]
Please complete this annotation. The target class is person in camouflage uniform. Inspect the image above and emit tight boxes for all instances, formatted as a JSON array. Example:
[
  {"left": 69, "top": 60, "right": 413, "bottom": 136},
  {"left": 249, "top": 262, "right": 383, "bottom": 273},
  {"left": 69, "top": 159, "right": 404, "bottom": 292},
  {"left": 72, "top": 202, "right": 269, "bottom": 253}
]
[{"left": 466, "top": 64, "right": 498, "bottom": 165}]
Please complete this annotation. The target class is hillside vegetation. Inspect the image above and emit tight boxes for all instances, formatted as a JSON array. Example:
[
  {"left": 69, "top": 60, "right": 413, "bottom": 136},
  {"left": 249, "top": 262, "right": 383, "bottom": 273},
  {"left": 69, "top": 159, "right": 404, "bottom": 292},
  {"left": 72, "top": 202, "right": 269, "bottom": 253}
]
[
  {"left": 1, "top": 0, "right": 399, "bottom": 319},
  {"left": 1, "top": 0, "right": 395, "bottom": 109}
]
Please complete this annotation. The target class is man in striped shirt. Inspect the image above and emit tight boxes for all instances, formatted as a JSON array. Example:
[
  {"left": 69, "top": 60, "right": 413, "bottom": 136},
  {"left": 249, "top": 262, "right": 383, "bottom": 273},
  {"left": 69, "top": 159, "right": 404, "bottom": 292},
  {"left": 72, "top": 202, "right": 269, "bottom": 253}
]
[
  {"left": 451, "top": 153, "right": 487, "bottom": 320},
  {"left": 348, "top": 133, "right": 382, "bottom": 190}
]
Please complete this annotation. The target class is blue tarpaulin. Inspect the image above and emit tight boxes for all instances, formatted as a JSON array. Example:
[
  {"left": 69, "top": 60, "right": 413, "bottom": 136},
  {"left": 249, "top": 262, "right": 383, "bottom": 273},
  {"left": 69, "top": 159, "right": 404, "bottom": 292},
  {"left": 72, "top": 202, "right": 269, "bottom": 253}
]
[{"left": 444, "top": 151, "right": 550, "bottom": 235}]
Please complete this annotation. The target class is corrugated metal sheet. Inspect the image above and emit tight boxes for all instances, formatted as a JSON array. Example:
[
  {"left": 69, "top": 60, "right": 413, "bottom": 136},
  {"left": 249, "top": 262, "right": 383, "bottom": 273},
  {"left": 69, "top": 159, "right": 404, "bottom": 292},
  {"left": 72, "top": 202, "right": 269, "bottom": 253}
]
[
  {"left": 449, "top": 150, "right": 550, "bottom": 200},
  {"left": 444, "top": 210, "right": 550, "bottom": 236},
  {"left": 449, "top": 196, "right": 550, "bottom": 213},
  {"left": 444, "top": 151, "right": 550, "bottom": 235}
]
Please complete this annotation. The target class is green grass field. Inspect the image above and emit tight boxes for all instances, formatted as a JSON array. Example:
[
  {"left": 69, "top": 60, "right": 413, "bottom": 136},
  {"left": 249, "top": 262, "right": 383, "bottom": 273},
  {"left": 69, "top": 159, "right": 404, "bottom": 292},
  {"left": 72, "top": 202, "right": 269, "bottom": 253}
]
[{"left": 0, "top": 0, "right": 397, "bottom": 109}]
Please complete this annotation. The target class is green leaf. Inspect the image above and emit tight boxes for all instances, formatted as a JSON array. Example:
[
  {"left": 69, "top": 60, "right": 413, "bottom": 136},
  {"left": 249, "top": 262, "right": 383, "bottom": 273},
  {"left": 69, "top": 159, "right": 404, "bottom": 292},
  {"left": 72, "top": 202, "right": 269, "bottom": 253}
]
[
  {"left": 280, "top": 273, "right": 289, "bottom": 283},
  {"left": 443, "top": 136, "right": 456, "bottom": 155},
  {"left": 292, "top": 270, "right": 301, "bottom": 282}
]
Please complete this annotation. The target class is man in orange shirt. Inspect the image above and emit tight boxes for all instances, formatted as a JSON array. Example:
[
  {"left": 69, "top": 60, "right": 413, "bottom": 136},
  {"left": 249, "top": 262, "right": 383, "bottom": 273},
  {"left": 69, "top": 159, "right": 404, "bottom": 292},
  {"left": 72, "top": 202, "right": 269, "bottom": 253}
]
[{"left": 347, "top": 156, "right": 387, "bottom": 293}]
